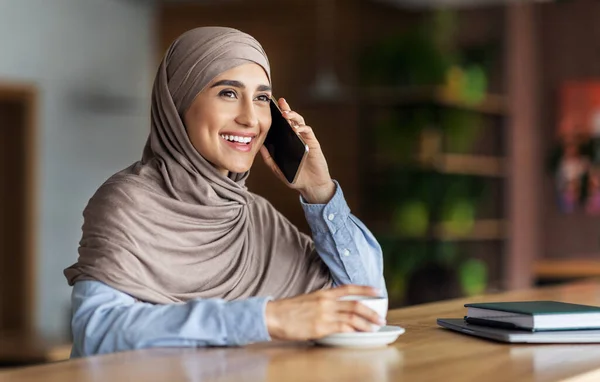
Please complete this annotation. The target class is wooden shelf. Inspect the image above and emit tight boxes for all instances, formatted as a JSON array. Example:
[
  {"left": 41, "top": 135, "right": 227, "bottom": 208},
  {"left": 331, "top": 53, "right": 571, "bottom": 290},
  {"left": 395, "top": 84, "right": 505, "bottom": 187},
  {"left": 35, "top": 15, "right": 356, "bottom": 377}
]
[
  {"left": 433, "top": 219, "right": 506, "bottom": 241},
  {"left": 363, "top": 86, "right": 508, "bottom": 115},
  {"left": 375, "top": 219, "right": 506, "bottom": 241},
  {"left": 374, "top": 153, "right": 505, "bottom": 177},
  {"left": 535, "top": 259, "right": 600, "bottom": 279},
  {"left": 429, "top": 154, "right": 505, "bottom": 177}
]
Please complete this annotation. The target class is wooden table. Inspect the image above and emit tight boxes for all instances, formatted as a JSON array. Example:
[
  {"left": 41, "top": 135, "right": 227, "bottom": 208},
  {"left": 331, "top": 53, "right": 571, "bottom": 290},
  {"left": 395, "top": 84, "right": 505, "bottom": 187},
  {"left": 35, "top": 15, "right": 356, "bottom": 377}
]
[
  {"left": 0, "top": 332, "right": 71, "bottom": 366},
  {"left": 535, "top": 259, "right": 600, "bottom": 279},
  {"left": 4, "top": 281, "right": 600, "bottom": 381}
]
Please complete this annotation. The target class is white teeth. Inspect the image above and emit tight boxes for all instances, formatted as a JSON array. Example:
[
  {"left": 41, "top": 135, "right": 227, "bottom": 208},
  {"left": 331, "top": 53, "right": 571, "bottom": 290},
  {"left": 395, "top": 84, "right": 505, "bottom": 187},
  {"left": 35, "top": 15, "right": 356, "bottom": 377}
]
[{"left": 220, "top": 134, "right": 253, "bottom": 144}]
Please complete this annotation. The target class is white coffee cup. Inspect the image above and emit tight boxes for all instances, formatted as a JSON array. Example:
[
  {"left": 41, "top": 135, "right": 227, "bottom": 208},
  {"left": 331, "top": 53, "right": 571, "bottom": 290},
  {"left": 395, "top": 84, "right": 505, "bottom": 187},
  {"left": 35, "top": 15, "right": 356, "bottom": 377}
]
[{"left": 338, "top": 295, "right": 388, "bottom": 332}]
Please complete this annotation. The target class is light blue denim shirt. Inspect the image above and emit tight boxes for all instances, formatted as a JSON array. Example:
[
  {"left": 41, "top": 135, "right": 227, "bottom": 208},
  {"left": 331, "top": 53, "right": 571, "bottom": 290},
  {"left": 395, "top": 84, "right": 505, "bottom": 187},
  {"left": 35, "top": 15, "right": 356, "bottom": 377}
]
[{"left": 70, "top": 181, "right": 386, "bottom": 358}]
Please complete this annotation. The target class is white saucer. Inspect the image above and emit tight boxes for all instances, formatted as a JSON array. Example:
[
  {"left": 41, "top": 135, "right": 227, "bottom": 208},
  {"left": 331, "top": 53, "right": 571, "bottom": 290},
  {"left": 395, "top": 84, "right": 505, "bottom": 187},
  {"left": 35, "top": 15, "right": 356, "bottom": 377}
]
[{"left": 315, "top": 325, "right": 405, "bottom": 348}]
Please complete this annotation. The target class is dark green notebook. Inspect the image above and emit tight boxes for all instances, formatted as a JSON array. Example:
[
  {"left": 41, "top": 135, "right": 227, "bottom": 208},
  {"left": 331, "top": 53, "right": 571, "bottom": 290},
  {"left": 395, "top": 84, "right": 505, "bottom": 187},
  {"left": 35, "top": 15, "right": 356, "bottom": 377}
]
[{"left": 464, "top": 301, "right": 600, "bottom": 331}]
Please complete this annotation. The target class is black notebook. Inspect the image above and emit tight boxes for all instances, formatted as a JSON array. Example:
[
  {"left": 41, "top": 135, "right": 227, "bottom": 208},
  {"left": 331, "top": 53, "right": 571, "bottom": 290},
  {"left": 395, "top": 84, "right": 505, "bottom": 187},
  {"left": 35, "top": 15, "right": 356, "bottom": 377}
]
[{"left": 464, "top": 301, "right": 600, "bottom": 331}]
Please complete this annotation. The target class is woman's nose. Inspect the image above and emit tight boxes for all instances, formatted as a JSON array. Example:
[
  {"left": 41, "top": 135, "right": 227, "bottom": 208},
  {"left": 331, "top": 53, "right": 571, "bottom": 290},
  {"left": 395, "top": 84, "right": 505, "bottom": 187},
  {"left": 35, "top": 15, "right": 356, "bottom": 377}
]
[{"left": 236, "top": 101, "right": 259, "bottom": 127}]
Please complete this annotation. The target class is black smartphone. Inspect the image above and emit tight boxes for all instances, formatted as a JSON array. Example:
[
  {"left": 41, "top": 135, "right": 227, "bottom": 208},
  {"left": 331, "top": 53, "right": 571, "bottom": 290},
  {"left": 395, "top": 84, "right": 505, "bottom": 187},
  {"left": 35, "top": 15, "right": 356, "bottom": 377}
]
[{"left": 263, "top": 98, "right": 309, "bottom": 184}]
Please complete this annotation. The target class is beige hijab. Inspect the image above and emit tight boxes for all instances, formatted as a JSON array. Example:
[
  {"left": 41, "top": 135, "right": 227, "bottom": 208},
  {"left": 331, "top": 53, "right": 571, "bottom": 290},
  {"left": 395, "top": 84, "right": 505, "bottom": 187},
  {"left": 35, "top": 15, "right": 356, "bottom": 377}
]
[{"left": 64, "top": 27, "right": 331, "bottom": 304}]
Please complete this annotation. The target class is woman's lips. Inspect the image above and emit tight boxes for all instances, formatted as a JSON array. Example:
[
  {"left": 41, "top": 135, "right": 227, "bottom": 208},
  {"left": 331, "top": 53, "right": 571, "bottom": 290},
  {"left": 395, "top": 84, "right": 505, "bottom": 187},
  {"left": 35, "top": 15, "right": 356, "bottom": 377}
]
[{"left": 221, "top": 136, "right": 253, "bottom": 152}]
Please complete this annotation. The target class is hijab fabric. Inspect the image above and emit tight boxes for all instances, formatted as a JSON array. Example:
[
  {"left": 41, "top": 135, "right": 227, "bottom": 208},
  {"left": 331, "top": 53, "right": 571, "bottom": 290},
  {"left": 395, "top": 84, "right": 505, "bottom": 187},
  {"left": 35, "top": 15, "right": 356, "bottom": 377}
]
[{"left": 64, "top": 27, "right": 331, "bottom": 303}]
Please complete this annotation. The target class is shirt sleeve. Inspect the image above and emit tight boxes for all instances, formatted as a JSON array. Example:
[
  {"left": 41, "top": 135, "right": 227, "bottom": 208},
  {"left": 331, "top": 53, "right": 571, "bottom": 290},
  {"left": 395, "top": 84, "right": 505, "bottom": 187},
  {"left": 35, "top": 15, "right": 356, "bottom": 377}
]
[
  {"left": 70, "top": 280, "right": 272, "bottom": 358},
  {"left": 300, "top": 181, "right": 387, "bottom": 296}
]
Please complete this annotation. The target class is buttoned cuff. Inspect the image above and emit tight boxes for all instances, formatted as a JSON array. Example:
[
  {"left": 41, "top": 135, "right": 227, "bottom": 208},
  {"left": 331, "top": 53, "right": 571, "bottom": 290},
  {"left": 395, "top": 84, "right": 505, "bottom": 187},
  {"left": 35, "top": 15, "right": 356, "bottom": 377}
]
[{"left": 300, "top": 180, "right": 351, "bottom": 234}]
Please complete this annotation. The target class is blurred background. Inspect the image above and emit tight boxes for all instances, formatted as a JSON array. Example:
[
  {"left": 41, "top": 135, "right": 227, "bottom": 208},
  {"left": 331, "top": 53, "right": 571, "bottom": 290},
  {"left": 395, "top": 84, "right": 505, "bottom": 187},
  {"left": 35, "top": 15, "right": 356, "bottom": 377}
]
[{"left": 1, "top": 0, "right": 600, "bottom": 365}]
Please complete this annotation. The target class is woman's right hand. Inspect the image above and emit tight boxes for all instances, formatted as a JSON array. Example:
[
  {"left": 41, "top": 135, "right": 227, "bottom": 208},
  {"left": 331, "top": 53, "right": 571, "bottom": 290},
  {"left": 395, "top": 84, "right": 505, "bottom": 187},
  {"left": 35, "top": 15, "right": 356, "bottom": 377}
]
[{"left": 264, "top": 285, "right": 385, "bottom": 341}]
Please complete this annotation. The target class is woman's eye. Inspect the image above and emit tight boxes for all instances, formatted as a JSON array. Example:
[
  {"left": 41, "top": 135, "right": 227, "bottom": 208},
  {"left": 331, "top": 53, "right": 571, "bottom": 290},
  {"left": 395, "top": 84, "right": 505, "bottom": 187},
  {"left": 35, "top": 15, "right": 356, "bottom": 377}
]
[
  {"left": 255, "top": 94, "right": 270, "bottom": 102},
  {"left": 219, "top": 90, "right": 237, "bottom": 99}
]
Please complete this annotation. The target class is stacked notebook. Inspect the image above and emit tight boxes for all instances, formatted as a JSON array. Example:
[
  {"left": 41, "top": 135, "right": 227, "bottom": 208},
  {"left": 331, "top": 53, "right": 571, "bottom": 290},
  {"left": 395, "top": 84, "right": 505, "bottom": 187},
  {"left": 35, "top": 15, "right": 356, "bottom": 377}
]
[
  {"left": 464, "top": 301, "right": 600, "bottom": 331},
  {"left": 437, "top": 301, "right": 600, "bottom": 343}
]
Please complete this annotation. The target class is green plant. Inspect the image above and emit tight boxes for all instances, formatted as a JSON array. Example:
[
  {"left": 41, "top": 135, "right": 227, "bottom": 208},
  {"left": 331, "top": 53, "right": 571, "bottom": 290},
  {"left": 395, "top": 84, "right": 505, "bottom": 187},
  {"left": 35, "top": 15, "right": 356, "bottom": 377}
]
[
  {"left": 360, "top": 9, "right": 459, "bottom": 87},
  {"left": 440, "top": 109, "right": 484, "bottom": 153},
  {"left": 362, "top": 9, "right": 499, "bottom": 305},
  {"left": 459, "top": 258, "right": 488, "bottom": 296}
]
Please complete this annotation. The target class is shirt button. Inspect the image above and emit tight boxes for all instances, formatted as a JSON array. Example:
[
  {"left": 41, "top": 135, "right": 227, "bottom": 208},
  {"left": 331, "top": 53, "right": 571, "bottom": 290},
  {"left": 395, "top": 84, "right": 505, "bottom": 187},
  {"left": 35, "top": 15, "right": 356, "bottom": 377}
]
[
  {"left": 343, "top": 249, "right": 351, "bottom": 257},
  {"left": 327, "top": 213, "right": 335, "bottom": 221}
]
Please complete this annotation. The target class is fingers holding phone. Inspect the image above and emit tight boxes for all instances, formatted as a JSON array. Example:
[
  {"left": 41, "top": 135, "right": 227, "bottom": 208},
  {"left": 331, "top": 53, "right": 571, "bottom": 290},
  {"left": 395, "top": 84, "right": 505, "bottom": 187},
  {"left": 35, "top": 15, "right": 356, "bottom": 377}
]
[
  {"left": 278, "top": 98, "right": 305, "bottom": 127},
  {"left": 263, "top": 97, "right": 335, "bottom": 204},
  {"left": 262, "top": 98, "right": 309, "bottom": 185},
  {"left": 277, "top": 99, "right": 321, "bottom": 151}
]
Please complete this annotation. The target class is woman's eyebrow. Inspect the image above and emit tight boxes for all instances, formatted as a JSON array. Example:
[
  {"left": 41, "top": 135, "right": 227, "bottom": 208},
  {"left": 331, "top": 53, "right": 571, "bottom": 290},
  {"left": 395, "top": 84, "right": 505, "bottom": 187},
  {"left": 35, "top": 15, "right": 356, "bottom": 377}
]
[
  {"left": 211, "top": 79, "right": 244, "bottom": 89},
  {"left": 210, "top": 80, "right": 271, "bottom": 92}
]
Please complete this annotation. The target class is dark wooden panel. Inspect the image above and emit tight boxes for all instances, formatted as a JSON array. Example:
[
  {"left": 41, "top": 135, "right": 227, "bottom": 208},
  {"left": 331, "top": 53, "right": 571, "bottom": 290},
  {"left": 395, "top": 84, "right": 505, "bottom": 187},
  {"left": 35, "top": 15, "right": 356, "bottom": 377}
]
[{"left": 0, "top": 100, "right": 27, "bottom": 332}]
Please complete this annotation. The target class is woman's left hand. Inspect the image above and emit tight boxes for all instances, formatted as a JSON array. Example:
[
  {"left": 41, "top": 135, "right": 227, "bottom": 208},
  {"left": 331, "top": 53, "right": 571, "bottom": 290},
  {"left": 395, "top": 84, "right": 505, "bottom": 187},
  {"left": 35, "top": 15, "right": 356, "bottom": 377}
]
[{"left": 260, "top": 98, "right": 335, "bottom": 204}]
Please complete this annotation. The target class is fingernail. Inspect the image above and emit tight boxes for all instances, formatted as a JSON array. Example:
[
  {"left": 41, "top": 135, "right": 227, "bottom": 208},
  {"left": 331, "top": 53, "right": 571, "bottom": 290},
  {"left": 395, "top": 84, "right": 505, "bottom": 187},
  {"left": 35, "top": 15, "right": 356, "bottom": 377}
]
[
  {"left": 281, "top": 98, "right": 286, "bottom": 103},
  {"left": 379, "top": 317, "right": 387, "bottom": 325}
]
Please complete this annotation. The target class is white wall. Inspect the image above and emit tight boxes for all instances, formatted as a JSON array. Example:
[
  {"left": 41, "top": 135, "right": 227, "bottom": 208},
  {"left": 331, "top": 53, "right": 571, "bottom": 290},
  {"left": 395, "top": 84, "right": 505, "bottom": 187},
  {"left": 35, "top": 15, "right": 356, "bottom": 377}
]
[{"left": 0, "top": 0, "right": 157, "bottom": 338}]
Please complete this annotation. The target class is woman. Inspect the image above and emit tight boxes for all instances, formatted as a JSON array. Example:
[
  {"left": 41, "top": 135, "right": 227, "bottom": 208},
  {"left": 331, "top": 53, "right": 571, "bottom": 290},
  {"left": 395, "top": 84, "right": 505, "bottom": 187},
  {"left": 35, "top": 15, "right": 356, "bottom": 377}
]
[{"left": 64, "top": 26, "right": 386, "bottom": 358}]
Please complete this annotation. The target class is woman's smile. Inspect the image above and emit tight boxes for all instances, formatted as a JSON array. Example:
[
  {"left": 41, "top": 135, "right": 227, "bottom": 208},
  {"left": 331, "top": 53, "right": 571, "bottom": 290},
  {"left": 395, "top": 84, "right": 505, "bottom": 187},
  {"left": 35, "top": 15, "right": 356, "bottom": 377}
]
[{"left": 219, "top": 132, "right": 257, "bottom": 153}]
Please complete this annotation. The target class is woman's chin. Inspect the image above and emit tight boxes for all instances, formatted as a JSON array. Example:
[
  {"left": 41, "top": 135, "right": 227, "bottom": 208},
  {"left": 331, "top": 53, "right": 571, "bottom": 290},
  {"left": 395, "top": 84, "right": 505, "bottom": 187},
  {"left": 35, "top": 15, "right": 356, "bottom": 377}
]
[{"left": 225, "top": 163, "right": 253, "bottom": 174}]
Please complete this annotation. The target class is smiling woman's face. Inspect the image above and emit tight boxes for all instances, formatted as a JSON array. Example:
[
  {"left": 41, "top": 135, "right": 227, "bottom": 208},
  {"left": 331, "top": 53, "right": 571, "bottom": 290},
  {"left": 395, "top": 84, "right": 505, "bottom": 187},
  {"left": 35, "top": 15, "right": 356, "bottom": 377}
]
[{"left": 183, "top": 63, "right": 272, "bottom": 176}]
